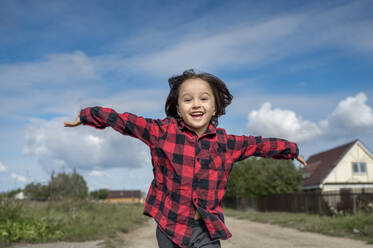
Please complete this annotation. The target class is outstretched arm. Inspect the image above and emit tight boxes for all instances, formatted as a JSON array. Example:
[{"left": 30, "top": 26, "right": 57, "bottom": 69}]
[
  {"left": 64, "top": 115, "right": 81, "bottom": 127},
  {"left": 64, "top": 106, "right": 168, "bottom": 147},
  {"left": 227, "top": 134, "right": 307, "bottom": 166}
]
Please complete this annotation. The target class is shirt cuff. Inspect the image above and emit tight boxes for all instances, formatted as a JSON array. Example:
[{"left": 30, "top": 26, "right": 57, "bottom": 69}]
[{"left": 79, "top": 108, "right": 88, "bottom": 125}]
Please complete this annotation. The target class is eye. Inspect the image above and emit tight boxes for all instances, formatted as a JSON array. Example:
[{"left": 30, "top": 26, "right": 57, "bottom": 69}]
[{"left": 184, "top": 99, "right": 192, "bottom": 102}]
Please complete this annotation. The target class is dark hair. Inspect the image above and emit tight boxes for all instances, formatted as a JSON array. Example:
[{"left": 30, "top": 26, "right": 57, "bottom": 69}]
[{"left": 165, "top": 69, "right": 233, "bottom": 127}]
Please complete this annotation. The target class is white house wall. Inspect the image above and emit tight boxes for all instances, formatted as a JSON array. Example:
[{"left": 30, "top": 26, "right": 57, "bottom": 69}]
[
  {"left": 323, "top": 142, "right": 373, "bottom": 188},
  {"left": 323, "top": 184, "right": 373, "bottom": 192}
]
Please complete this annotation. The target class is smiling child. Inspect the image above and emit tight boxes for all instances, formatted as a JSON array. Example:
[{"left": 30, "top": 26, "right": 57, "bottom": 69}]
[{"left": 64, "top": 69, "right": 306, "bottom": 248}]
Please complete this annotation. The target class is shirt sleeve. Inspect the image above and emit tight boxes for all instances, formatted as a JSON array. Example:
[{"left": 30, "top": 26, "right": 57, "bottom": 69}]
[
  {"left": 79, "top": 106, "right": 167, "bottom": 147},
  {"left": 227, "top": 134, "right": 299, "bottom": 163}
]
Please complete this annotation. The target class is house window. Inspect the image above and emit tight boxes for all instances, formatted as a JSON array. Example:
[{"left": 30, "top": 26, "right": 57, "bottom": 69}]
[
  {"left": 360, "top": 163, "right": 367, "bottom": 173},
  {"left": 352, "top": 162, "right": 367, "bottom": 174}
]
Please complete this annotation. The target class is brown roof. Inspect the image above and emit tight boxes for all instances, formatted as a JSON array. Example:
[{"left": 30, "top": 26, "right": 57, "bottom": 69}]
[
  {"left": 108, "top": 190, "right": 142, "bottom": 199},
  {"left": 302, "top": 140, "right": 357, "bottom": 187}
]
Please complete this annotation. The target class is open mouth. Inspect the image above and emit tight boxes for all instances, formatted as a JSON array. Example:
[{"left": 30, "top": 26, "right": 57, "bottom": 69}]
[{"left": 190, "top": 112, "right": 204, "bottom": 120}]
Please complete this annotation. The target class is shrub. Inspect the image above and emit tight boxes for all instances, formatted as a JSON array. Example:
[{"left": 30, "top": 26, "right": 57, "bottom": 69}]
[
  {"left": 90, "top": 189, "right": 109, "bottom": 200},
  {"left": 0, "top": 197, "right": 63, "bottom": 246}
]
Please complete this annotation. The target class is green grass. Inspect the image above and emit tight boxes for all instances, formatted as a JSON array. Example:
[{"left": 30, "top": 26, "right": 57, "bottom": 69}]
[
  {"left": 0, "top": 198, "right": 148, "bottom": 247},
  {"left": 224, "top": 208, "right": 373, "bottom": 244}
]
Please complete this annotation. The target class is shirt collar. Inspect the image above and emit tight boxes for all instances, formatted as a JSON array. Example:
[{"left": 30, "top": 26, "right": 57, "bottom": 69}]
[{"left": 178, "top": 119, "right": 217, "bottom": 137}]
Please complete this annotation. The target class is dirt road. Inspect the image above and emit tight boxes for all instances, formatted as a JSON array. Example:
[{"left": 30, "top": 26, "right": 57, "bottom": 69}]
[{"left": 12, "top": 216, "right": 372, "bottom": 248}]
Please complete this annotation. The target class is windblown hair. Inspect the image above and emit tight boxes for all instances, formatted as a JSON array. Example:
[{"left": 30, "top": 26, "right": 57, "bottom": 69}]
[{"left": 165, "top": 69, "right": 233, "bottom": 127}]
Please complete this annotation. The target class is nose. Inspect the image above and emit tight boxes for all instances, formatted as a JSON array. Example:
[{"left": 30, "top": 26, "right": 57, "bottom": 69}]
[{"left": 192, "top": 99, "right": 202, "bottom": 108}]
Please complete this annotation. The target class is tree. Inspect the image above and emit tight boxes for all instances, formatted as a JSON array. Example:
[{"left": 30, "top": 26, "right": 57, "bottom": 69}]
[
  {"left": 49, "top": 169, "right": 88, "bottom": 200},
  {"left": 3, "top": 188, "right": 22, "bottom": 199},
  {"left": 24, "top": 183, "right": 49, "bottom": 201},
  {"left": 224, "top": 157, "right": 303, "bottom": 205},
  {"left": 90, "top": 189, "right": 109, "bottom": 200}
]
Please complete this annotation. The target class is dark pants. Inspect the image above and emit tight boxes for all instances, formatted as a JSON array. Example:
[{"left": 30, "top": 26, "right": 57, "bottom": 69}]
[{"left": 156, "top": 219, "right": 221, "bottom": 248}]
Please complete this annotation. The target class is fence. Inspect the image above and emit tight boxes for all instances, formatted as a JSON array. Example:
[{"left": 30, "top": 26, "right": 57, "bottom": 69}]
[{"left": 256, "top": 191, "right": 373, "bottom": 215}]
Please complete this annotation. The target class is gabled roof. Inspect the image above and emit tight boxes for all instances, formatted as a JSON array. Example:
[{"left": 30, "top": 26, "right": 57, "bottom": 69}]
[
  {"left": 302, "top": 140, "right": 358, "bottom": 187},
  {"left": 108, "top": 190, "right": 142, "bottom": 199}
]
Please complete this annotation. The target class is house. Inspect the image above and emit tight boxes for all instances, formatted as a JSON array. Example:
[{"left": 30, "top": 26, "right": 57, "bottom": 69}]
[
  {"left": 106, "top": 190, "right": 144, "bottom": 204},
  {"left": 14, "top": 191, "right": 25, "bottom": 200},
  {"left": 303, "top": 139, "right": 373, "bottom": 193}
]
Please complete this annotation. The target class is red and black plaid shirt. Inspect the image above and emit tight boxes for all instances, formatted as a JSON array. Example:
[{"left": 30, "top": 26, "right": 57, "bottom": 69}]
[{"left": 80, "top": 106, "right": 299, "bottom": 247}]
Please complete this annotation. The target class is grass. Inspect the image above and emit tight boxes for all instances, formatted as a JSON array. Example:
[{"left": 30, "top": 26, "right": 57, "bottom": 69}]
[
  {"left": 224, "top": 207, "right": 373, "bottom": 244},
  {"left": 0, "top": 198, "right": 148, "bottom": 247},
  {"left": 6, "top": 199, "right": 372, "bottom": 246}
]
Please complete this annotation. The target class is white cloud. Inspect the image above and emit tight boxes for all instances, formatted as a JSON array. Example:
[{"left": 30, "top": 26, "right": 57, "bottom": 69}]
[
  {"left": 0, "top": 50, "right": 103, "bottom": 120},
  {"left": 95, "top": 89, "right": 166, "bottom": 115},
  {"left": 85, "top": 167, "right": 153, "bottom": 192},
  {"left": 124, "top": 15, "right": 303, "bottom": 75},
  {"left": 108, "top": 2, "right": 373, "bottom": 76},
  {"left": 88, "top": 170, "right": 106, "bottom": 177},
  {"left": 0, "top": 162, "right": 8, "bottom": 172},
  {"left": 0, "top": 51, "right": 98, "bottom": 90},
  {"left": 11, "top": 173, "right": 28, "bottom": 182},
  {"left": 1, "top": 2, "right": 370, "bottom": 121},
  {"left": 246, "top": 92, "right": 373, "bottom": 143},
  {"left": 229, "top": 86, "right": 342, "bottom": 119},
  {"left": 23, "top": 116, "right": 152, "bottom": 173},
  {"left": 247, "top": 102, "right": 322, "bottom": 142},
  {"left": 321, "top": 92, "right": 373, "bottom": 135}
]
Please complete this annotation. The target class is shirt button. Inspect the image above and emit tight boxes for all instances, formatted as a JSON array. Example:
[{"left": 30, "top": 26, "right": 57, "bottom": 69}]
[{"left": 197, "top": 158, "right": 200, "bottom": 162}]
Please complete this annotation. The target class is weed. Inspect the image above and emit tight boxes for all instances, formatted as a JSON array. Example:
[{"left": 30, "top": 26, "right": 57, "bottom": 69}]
[{"left": 0, "top": 198, "right": 147, "bottom": 246}]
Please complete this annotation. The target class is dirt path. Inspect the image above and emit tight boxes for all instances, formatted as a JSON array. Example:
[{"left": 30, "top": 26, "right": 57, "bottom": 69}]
[
  {"left": 12, "top": 216, "right": 372, "bottom": 248},
  {"left": 223, "top": 217, "right": 372, "bottom": 248}
]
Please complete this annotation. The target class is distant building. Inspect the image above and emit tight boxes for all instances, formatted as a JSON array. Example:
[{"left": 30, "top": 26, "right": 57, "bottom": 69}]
[
  {"left": 14, "top": 191, "right": 25, "bottom": 200},
  {"left": 303, "top": 139, "right": 373, "bottom": 193},
  {"left": 106, "top": 190, "right": 144, "bottom": 203}
]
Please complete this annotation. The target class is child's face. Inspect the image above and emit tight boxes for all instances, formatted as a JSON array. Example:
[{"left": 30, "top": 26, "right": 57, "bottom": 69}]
[{"left": 177, "top": 78, "right": 216, "bottom": 136}]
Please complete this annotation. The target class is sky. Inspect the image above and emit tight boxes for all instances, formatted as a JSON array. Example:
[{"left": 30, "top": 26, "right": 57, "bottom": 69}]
[{"left": 1, "top": 0, "right": 373, "bottom": 193}]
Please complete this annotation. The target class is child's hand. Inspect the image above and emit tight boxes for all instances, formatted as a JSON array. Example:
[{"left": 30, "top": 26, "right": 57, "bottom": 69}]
[
  {"left": 296, "top": 155, "right": 307, "bottom": 166},
  {"left": 64, "top": 116, "right": 82, "bottom": 127}
]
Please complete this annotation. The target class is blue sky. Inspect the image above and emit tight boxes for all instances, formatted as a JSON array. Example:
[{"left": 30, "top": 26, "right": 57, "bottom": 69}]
[{"left": 1, "top": 0, "right": 373, "bottom": 193}]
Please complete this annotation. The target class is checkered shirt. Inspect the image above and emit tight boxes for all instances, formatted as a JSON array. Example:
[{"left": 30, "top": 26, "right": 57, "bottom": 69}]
[{"left": 80, "top": 106, "right": 299, "bottom": 247}]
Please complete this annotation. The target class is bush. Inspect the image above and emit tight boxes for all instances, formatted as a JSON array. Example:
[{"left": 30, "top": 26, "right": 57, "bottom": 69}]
[
  {"left": 0, "top": 218, "right": 63, "bottom": 244},
  {"left": 23, "top": 169, "right": 89, "bottom": 201},
  {"left": 0, "top": 196, "right": 22, "bottom": 221},
  {"left": 224, "top": 157, "right": 303, "bottom": 207},
  {"left": 24, "top": 183, "right": 49, "bottom": 201},
  {"left": 1, "top": 197, "right": 147, "bottom": 246},
  {"left": 48, "top": 169, "right": 88, "bottom": 200},
  {"left": 90, "top": 189, "right": 109, "bottom": 200},
  {"left": 0, "top": 197, "right": 63, "bottom": 246}
]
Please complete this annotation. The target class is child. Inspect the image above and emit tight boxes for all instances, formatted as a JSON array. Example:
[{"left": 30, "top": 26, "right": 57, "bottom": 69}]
[{"left": 64, "top": 69, "right": 306, "bottom": 248}]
